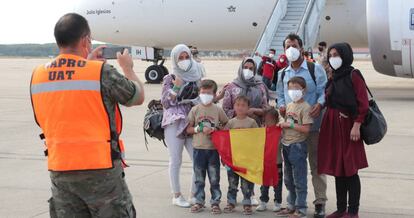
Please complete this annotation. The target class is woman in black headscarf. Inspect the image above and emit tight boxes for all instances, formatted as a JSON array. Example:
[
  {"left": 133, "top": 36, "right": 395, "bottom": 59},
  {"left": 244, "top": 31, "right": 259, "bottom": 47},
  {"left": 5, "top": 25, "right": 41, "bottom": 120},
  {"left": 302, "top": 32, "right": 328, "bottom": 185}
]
[{"left": 318, "top": 43, "right": 369, "bottom": 218}]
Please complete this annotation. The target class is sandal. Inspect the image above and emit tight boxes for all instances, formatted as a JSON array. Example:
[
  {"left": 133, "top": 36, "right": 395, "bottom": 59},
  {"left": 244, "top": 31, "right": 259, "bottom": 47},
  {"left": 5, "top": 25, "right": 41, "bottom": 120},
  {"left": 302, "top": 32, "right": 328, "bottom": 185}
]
[
  {"left": 223, "top": 203, "right": 235, "bottom": 213},
  {"left": 190, "top": 203, "right": 204, "bottom": 213},
  {"left": 211, "top": 204, "right": 222, "bottom": 215},
  {"left": 243, "top": 205, "right": 253, "bottom": 215},
  {"left": 275, "top": 208, "right": 295, "bottom": 217}
]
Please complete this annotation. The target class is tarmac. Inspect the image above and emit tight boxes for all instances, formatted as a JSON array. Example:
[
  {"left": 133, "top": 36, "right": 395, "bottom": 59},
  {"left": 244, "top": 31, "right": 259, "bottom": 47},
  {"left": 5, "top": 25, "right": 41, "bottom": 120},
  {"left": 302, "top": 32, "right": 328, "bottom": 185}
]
[{"left": 1, "top": 58, "right": 414, "bottom": 218}]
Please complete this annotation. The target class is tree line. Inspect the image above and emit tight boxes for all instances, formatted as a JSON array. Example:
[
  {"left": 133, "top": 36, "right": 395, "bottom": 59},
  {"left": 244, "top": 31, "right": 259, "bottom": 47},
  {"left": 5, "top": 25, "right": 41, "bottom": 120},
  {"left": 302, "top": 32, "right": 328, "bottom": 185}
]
[{"left": 0, "top": 43, "right": 249, "bottom": 58}]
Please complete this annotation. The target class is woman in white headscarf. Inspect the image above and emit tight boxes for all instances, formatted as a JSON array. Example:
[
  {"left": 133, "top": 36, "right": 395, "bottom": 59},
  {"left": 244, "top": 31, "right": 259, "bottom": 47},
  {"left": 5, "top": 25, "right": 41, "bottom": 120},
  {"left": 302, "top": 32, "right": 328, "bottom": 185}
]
[{"left": 160, "top": 44, "right": 204, "bottom": 207}]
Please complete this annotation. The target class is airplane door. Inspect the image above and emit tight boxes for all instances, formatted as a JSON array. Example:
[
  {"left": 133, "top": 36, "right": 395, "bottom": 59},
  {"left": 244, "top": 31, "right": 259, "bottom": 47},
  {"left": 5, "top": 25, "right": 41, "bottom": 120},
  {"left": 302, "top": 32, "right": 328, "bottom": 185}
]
[
  {"left": 401, "top": 38, "right": 413, "bottom": 77},
  {"left": 387, "top": 0, "right": 414, "bottom": 78},
  {"left": 403, "top": 5, "right": 414, "bottom": 77},
  {"left": 409, "top": 8, "right": 414, "bottom": 77}
]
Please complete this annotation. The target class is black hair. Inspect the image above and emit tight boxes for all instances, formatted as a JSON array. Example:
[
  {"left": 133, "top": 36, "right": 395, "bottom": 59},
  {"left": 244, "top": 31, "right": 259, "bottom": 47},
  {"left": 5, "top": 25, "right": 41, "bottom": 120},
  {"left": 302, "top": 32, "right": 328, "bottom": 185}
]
[
  {"left": 318, "top": 41, "right": 327, "bottom": 47},
  {"left": 234, "top": 95, "right": 250, "bottom": 106},
  {"left": 54, "top": 13, "right": 91, "bottom": 48},
  {"left": 264, "top": 107, "right": 279, "bottom": 123},
  {"left": 282, "top": 33, "right": 303, "bottom": 49},
  {"left": 200, "top": 79, "right": 218, "bottom": 93},
  {"left": 269, "top": 48, "right": 276, "bottom": 53},
  {"left": 244, "top": 59, "right": 255, "bottom": 65},
  {"left": 288, "top": 76, "right": 307, "bottom": 89}
]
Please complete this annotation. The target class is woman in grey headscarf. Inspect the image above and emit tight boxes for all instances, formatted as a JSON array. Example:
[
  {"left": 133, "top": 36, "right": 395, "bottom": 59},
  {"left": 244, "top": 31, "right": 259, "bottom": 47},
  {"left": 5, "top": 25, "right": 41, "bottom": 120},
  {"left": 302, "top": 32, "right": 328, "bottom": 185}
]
[
  {"left": 222, "top": 58, "right": 268, "bottom": 124},
  {"left": 161, "top": 44, "right": 204, "bottom": 208},
  {"left": 221, "top": 58, "right": 268, "bottom": 210}
]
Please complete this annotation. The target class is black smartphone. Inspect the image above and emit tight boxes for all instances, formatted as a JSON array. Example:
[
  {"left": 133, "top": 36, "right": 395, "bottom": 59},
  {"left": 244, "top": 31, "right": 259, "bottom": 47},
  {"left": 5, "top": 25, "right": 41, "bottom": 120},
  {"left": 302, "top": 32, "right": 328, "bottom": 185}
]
[{"left": 102, "top": 47, "right": 131, "bottom": 59}]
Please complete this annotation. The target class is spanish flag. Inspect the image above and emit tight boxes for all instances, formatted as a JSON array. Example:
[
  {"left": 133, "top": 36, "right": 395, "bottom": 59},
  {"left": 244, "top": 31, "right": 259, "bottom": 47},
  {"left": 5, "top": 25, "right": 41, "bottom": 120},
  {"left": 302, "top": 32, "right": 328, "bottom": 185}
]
[{"left": 211, "top": 126, "right": 282, "bottom": 186}]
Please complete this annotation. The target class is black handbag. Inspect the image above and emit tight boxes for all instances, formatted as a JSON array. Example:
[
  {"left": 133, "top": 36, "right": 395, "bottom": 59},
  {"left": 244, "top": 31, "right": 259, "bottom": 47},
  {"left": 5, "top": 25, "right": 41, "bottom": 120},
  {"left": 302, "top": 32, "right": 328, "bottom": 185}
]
[
  {"left": 143, "top": 99, "right": 167, "bottom": 150},
  {"left": 354, "top": 71, "right": 387, "bottom": 145}
]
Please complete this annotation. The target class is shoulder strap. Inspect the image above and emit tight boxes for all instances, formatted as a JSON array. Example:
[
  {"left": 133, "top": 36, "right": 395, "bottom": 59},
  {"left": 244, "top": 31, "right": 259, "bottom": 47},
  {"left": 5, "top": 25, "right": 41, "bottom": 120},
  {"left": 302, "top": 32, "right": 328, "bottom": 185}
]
[
  {"left": 306, "top": 61, "right": 316, "bottom": 85},
  {"left": 280, "top": 67, "right": 287, "bottom": 83},
  {"left": 351, "top": 70, "right": 374, "bottom": 98},
  {"left": 143, "top": 128, "right": 150, "bottom": 151}
]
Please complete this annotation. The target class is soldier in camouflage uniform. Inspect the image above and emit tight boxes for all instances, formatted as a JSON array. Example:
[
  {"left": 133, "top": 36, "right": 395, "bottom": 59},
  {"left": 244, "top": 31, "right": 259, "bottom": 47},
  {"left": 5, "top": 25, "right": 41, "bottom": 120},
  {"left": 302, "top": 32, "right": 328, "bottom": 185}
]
[{"left": 32, "top": 13, "right": 145, "bottom": 218}]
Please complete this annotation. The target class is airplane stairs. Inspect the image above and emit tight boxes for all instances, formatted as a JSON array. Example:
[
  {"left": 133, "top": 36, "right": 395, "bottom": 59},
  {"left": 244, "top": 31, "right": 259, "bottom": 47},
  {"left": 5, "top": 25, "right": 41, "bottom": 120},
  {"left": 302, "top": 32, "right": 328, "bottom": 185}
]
[{"left": 253, "top": 0, "right": 327, "bottom": 64}]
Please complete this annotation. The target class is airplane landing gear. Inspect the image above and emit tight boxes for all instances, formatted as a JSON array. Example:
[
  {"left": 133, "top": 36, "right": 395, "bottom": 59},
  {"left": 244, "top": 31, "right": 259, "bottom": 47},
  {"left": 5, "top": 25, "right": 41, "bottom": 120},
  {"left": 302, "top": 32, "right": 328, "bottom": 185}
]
[
  {"left": 145, "top": 59, "right": 168, "bottom": 84},
  {"left": 133, "top": 47, "right": 168, "bottom": 84}
]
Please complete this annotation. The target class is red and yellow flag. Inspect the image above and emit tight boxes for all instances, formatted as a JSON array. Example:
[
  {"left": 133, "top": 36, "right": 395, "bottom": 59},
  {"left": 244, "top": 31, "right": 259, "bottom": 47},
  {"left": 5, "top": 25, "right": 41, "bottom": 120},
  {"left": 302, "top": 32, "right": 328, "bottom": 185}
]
[{"left": 211, "top": 126, "right": 282, "bottom": 186}]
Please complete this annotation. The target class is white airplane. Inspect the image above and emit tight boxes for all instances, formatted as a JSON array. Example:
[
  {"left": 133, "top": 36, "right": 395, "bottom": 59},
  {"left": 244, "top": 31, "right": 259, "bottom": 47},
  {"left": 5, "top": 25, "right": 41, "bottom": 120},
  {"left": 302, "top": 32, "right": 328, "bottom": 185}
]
[{"left": 74, "top": 0, "right": 414, "bottom": 83}]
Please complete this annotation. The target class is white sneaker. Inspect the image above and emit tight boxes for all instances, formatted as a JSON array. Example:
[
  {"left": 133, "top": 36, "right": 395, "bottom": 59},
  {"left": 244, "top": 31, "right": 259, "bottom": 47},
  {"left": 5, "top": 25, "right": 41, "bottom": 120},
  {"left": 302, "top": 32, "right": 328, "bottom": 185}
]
[
  {"left": 188, "top": 197, "right": 197, "bottom": 205},
  {"left": 172, "top": 195, "right": 191, "bottom": 208},
  {"left": 273, "top": 202, "right": 282, "bottom": 212},
  {"left": 256, "top": 201, "right": 267, "bottom": 211},
  {"left": 251, "top": 196, "right": 259, "bottom": 206}
]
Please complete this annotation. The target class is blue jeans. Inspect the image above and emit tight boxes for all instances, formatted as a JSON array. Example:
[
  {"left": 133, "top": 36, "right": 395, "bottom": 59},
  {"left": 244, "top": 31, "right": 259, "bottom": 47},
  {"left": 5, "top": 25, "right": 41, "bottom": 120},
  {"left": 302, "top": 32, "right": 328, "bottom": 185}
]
[
  {"left": 193, "top": 149, "right": 221, "bottom": 205},
  {"left": 260, "top": 163, "right": 283, "bottom": 204},
  {"left": 283, "top": 141, "right": 308, "bottom": 215},
  {"left": 226, "top": 168, "right": 254, "bottom": 206}
]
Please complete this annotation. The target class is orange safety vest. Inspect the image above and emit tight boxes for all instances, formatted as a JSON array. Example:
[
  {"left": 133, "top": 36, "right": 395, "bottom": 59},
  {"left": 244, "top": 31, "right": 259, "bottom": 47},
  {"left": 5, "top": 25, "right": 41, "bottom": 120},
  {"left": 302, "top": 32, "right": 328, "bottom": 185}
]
[{"left": 30, "top": 54, "right": 126, "bottom": 172}]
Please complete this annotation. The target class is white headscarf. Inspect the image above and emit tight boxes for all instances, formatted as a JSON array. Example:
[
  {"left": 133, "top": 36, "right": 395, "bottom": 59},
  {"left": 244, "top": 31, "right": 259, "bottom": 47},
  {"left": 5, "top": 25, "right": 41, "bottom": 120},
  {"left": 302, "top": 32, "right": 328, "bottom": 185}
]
[{"left": 171, "top": 44, "right": 203, "bottom": 82}]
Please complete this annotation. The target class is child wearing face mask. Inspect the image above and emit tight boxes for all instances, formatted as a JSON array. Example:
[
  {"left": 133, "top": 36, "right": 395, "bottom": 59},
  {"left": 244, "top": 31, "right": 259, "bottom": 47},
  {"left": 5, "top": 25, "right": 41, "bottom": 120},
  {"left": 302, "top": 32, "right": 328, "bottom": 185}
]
[
  {"left": 223, "top": 95, "right": 259, "bottom": 215},
  {"left": 255, "top": 49, "right": 277, "bottom": 89},
  {"left": 276, "top": 76, "right": 313, "bottom": 218},
  {"left": 186, "top": 79, "right": 228, "bottom": 214}
]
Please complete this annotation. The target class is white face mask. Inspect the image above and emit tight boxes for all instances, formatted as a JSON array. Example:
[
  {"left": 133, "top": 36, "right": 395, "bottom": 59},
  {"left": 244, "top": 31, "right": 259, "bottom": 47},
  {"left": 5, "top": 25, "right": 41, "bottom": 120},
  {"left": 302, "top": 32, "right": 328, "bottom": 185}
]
[
  {"left": 269, "top": 53, "right": 275, "bottom": 58},
  {"left": 285, "top": 47, "right": 301, "bottom": 62},
  {"left": 279, "top": 58, "right": 285, "bottom": 63},
  {"left": 242, "top": 69, "right": 254, "bottom": 80},
  {"left": 329, "top": 56, "right": 343, "bottom": 70},
  {"left": 177, "top": 59, "right": 191, "bottom": 71},
  {"left": 288, "top": 90, "right": 303, "bottom": 102},
  {"left": 199, "top": 94, "right": 214, "bottom": 105}
]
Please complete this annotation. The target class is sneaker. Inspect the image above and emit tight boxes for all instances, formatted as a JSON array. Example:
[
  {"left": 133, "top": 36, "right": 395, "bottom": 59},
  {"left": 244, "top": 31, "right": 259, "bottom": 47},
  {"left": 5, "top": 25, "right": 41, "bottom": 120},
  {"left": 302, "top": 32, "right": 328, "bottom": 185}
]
[
  {"left": 326, "top": 211, "right": 347, "bottom": 218},
  {"left": 273, "top": 202, "right": 282, "bottom": 212},
  {"left": 314, "top": 204, "right": 326, "bottom": 218},
  {"left": 188, "top": 197, "right": 197, "bottom": 205},
  {"left": 251, "top": 196, "right": 259, "bottom": 206},
  {"left": 256, "top": 201, "right": 267, "bottom": 211},
  {"left": 172, "top": 195, "right": 191, "bottom": 208},
  {"left": 288, "top": 210, "right": 306, "bottom": 218},
  {"left": 276, "top": 208, "right": 295, "bottom": 217}
]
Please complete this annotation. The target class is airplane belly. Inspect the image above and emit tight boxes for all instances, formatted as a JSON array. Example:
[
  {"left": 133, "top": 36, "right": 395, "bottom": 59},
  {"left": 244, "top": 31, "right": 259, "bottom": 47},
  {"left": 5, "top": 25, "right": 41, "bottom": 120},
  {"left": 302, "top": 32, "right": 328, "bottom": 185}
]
[
  {"left": 76, "top": 0, "right": 277, "bottom": 50},
  {"left": 319, "top": 0, "right": 368, "bottom": 47}
]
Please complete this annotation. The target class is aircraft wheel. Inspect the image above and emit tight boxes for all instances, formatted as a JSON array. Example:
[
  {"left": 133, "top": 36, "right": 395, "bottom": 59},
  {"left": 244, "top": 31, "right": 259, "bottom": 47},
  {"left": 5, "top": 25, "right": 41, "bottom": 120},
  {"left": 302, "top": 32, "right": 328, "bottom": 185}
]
[
  {"left": 145, "top": 65, "right": 165, "bottom": 84},
  {"left": 161, "top": 65, "right": 169, "bottom": 76}
]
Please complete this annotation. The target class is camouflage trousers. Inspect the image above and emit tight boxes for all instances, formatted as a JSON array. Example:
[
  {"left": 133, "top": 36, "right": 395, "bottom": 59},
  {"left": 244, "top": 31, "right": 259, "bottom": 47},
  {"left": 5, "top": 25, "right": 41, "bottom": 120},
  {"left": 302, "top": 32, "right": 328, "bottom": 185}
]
[{"left": 49, "top": 160, "right": 136, "bottom": 218}]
